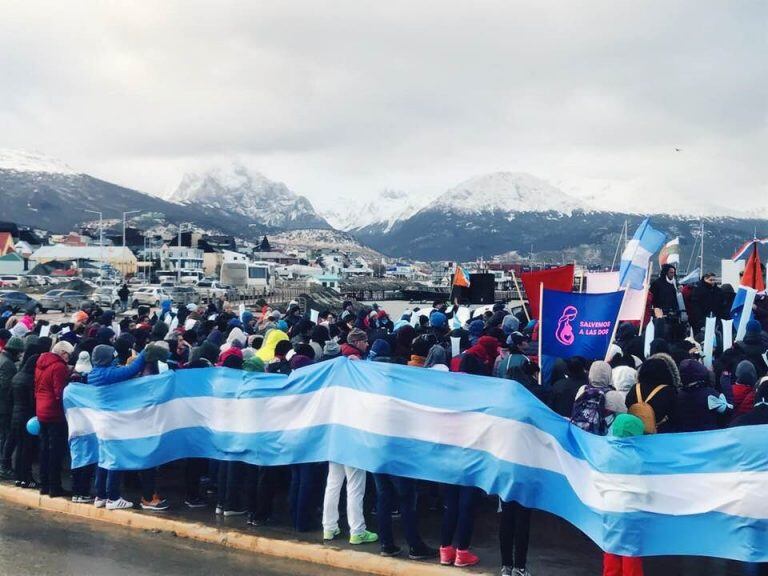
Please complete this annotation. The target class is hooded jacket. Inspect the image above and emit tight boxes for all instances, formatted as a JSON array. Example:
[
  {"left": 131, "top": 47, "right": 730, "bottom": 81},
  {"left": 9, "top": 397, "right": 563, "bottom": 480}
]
[
  {"left": 34, "top": 352, "right": 71, "bottom": 423},
  {"left": 649, "top": 265, "right": 679, "bottom": 314},
  {"left": 256, "top": 330, "right": 289, "bottom": 362},
  {"left": 0, "top": 349, "right": 20, "bottom": 418},
  {"left": 88, "top": 354, "right": 146, "bottom": 387},
  {"left": 624, "top": 353, "right": 679, "bottom": 433},
  {"left": 11, "top": 354, "right": 37, "bottom": 424}
]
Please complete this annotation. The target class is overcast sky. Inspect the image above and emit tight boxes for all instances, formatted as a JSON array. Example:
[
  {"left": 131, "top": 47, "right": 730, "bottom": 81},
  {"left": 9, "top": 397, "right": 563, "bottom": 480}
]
[{"left": 1, "top": 1, "right": 766, "bottom": 214}]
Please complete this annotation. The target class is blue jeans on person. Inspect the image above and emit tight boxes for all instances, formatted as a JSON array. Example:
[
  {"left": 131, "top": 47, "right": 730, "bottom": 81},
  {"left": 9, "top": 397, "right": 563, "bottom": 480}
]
[
  {"left": 440, "top": 484, "right": 478, "bottom": 550},
  {"left": 38, "top": 421, "right": 67, "bottom": 494},
  {"left": 217, "top": 460, "right": 245, "bottom": 510},
  {"left": 95, "top": 467, "right": 122, "bottom": 501},
  {"left": 373, "top": 473, "right": 423, "bottom": 549},
  {"left": 289, "top": 463, "right": 316, "bottom": 532}
]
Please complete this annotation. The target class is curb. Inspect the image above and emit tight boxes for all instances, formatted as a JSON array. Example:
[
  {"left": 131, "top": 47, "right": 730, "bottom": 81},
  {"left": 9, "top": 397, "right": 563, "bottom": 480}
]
[{"left": 0, "top": 485, "right": 487, "bottom": 576}]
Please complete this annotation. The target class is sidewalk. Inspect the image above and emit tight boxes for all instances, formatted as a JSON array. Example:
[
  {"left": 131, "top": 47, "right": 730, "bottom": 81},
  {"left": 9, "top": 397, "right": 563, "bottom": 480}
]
[{"left": 0, "top": 464, "right": 752, "bottom": 576}]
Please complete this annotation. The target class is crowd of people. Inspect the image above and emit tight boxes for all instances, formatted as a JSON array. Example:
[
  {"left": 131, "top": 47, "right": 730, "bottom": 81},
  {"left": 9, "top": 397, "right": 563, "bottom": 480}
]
[{"left": 1, "top": 262, "right": 768, "bottom": 576}]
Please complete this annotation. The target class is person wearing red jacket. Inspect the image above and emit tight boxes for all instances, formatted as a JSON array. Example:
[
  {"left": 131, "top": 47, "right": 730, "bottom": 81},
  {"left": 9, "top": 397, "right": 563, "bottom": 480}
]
[
  {"left": 34, "top": 340, "right": 74, "bottom": 497},
  {"left": 732, "top": 360, "right": 757, "bottom": 417}
]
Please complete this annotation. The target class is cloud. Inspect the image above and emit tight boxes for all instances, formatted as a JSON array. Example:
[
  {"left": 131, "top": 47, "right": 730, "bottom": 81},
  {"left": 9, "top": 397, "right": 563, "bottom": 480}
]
[{"left": 0, "top": 0, "right": 765, "bottom": 212}]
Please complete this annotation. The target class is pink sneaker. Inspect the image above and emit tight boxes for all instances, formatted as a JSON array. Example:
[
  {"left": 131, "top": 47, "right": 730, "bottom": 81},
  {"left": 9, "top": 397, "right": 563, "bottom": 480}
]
[
  {"left": 439, "top": 545, "right": 456, "bottom": 566},
  {"left": 454, "top": 549, "right": 479, "bottom": 567}
]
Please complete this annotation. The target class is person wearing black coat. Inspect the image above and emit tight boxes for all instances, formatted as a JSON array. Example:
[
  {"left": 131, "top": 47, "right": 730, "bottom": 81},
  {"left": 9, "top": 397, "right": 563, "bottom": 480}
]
[
  {"left": 2, "top": 354, "right": 38, "bottom": 486},
  {"left": 689, "top": 273, "right": 724, "bottom": 333},
  {"left": 674, "top": 359, "right": 727, "bottom": 432},
  {"left": 649, "top": 264, "right": 679, "bottom": 317},
  {"left": 625, "top": 354, "right": 679, "bottom": 433},
  {"left": 737, "top": 321, "right": 768, "bottom": 378},
  {"left": 550, "top": 357, "right": 588, "bottom": 417}
]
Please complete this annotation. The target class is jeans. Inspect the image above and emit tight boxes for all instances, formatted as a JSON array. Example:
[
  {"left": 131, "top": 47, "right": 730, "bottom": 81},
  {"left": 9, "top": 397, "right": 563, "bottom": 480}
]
[
  {"left": 373, "top": 474, "right": 423, "bottom": 549},
  {"left": 72, "top": 464, "right": 95, "bottom": 496},
  {"left": 603, "top": 554, "right": 644, "bottom": 576},
  {"left": 289, "top": 464, "right": 316, "bottom": 532},
  {"left": 217, "top": 461, "right": 245, "bottom": 510},
  {"left": 322, "top": 462, "right": 367, "bottom": 536},
  {"left": 440, "top": 484, "right": 477, "bottom": 550},
  {"left": 95, "top": 467, "right": 122, "bottom": 501},
  {"left": 3, "top": 420, "right": 33, "bottom": 482},
  {"left": 499, "top": 500, "right": 532, "bottom": 569},
  {"left": 246, "top": 464, "right": 279, "bottom": 520},
  {"left": 39, "top": 421, "right": 67, "bottom": 493}
]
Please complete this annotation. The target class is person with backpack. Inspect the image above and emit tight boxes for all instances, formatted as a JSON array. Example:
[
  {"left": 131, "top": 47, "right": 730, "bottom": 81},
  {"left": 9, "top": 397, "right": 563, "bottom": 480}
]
[
  {"left": 570, "top": 361, "right": 614, "bottom": 436},
  {"left": 624, "top": 354, "right": 679, "bottom": 434}
]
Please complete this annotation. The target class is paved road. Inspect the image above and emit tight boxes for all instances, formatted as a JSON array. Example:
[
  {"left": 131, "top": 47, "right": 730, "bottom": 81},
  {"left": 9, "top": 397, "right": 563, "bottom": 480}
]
[{"left": 0, "top": 502, "right": 358, "bottom": 576}]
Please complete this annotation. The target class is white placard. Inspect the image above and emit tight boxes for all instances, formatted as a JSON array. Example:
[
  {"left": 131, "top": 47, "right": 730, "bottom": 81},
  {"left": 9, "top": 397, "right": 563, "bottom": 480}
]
[
  {"left": 450, "top": 336, "right": 461, "bottom": 358},
  {"left": 238, "top": 303, "right": 246, "bottom": 318},
  {"left": 208, "top": 314, "right": 217, "bottom": 321},
  {"left": 60, "top": 326, "right": 70, "bottom": 335},
  {"left": 722, "top": 319, "right": 733, "bottom": 352},
  {"left": 456, "top": 306, "right": 471, "bottom": 326},
  {"left": 39, "top": 325, "right": 50, "bottom": 338},
  {"left": 735, "top": 287, "right": 758, "bottom": 342},
  {"left": 703, "top": 316, "right": 716, "bottom": 369},
  {"left": 169, "top": 316, "right": 179, "bottom": 332},
  {"left": 184, "top": 318, "right": 196, "bottom": 330},
  {"left": 310, "top": 309, "right": 319, "bottom": 323}
]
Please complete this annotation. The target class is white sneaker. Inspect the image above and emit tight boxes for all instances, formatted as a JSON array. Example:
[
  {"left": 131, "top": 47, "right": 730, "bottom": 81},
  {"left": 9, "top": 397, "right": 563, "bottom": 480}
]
[
  {"left": 501, "top": 568, "right": 514, "bottom": 576},
  {"left": 222, "top": 509, "right": 247, "bottom": 517},
  {"left": 512, "top": 569, "right": 532, "bottom": 576},
  {"left": 94, "top": 497, "right": 107, "bottom": 509},
  {"left": 106, "top": 497, "right": 133, "bottom": 510}
]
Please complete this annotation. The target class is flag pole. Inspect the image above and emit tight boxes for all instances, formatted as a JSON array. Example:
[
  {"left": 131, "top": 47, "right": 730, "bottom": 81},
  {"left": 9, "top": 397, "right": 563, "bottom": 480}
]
[
  {"left": 511, "top": 269, "right": 531, "bottom": 322},
  {"left": 537, "top": 281, "right": 544, "bottom": 386},
  {"left": 606, "top": 288, "right": 628, "bottom": 361},
  {"left": 638, "top": 264, "right": 652, "bottom": 337},
  {"left": 700, "top": 220, "right": 704, "bottom": 279}
]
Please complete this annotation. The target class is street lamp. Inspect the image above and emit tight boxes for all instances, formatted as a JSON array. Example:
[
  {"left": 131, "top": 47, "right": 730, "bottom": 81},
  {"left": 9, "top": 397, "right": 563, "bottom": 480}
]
[
  {"left": 122, "top": 210, "right": 141, "bottom": 247},
  {"left": 85, "top": 209, "right": 103, "bottom": 285}
]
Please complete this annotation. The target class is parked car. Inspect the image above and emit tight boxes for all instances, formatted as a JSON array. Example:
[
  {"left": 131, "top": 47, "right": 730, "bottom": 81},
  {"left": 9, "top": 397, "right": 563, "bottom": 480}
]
[
  {"left": 0, "top": 275, "right": 24, "bottom": 288},
  {"left": 167, "top": 285, "right": 200, "bottom": 306},
  {"left": 130, "top": 286, "right": 172, "bottom": 308},
  {"left": 195, "top": 280, "right": 236, "bottom": 300},
  {"left": 39, "top": 289, "right": 89, "bottom": 313},
  {"left": 0, "top": 291, "right": 41, "bottom": 313},
  {"left": 91, "top": 286, "right": 123, "bottom": 311}
]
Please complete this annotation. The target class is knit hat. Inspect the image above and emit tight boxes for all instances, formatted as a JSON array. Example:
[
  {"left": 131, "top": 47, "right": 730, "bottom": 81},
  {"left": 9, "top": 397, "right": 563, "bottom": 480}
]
[
  {"left": 186, "top": 303, "right": 198, "bottom": 312},
  {"left": 73, "top": 310, "right": 89, "bottom": 324},
  {"left": 276, "top": 320, "right": 288, "bottom": 332},
  {"left": 4, "top": 336, "right": 25, "bottom": 353},
  {"left": 9, "top": 323, "right": 29, "bottom": 338},
  {"left": 411, "top": 335, "right": 433, "bottom": 357},
  {"left": 746, "top": 319, "right": 762, "bottom": 335},
  {"left": 501, "top": 314, "right": 520, "bottom": 336},
  {"left": 588, "top": 361, "right": 613, "bottom": 388},
  {"left": 51, "top": 340, "right": 74, "bottom": 356},
  {"left": 679, "top": 359, "right": 710, "bottom": 387},
  {"left": 243, "top": 356, "right": 265, "bottom": 372},
  {"left": 323, "top": 338, "right": 341, "bottom": 357},
  {"left": 638, "top": 357, "right": 675, "bottom": 388},
  {"left": 348, "top": 328, "right": 367, "bottom": 343},
  {"left": 430, "top": 311, "right": 447, "bottom": 330},
  {"left": 736, "top": 360, "right": 758, "bottom": 387},
  {"left": 75, "top": 351, "right": 93, "bottom": 374},
  {"left": 610, "top": 414, "right": 645, "bottom": 438},
  {"left": 92, "top": 344, "right": 115, "bottom": 367}
]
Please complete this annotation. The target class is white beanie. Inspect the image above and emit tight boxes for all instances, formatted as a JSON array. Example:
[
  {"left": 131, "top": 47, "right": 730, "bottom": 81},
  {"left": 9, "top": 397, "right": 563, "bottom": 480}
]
[
  {"left": 52, "top": 341, "right": 75, "bottom": 356},
  {"left": 75, "top": 351, "right": 92, "bottom": 374}
]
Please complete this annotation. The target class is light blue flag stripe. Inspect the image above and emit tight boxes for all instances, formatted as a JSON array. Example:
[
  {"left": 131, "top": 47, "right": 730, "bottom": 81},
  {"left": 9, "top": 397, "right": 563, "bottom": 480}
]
[
  {"left": 64, "top": 358, "right": 768, "bottom": 562},
  {"left": 619, "top": 218, "right": 666, "bottom": 289}
]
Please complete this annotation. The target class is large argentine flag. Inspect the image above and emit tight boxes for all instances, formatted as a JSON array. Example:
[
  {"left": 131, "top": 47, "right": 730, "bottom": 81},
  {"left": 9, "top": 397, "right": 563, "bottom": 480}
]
[
  {"left": 619, "top": 218, "right": 666, "bottom": 289},
  {"left": 65, "top": 358, "right": 768, "bottom": 562}
]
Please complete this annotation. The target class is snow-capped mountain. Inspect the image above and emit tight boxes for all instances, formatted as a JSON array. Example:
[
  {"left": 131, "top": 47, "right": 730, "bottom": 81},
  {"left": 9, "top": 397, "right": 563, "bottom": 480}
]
[
  {"left": 169, "top": 162, "right": 329, "bottom": 230},
  {"left": 434, "top": 172, "right": 587, "bottom": 216},
  {"left": 0, "top": 149, "right": 79, "bottom": 175},
  {"left": 321, "top": 189, "right": 434, "bottom": 233}
]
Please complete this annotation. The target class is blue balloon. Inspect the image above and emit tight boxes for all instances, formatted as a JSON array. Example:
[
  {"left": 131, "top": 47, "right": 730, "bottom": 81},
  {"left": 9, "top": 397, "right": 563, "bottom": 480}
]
[{"left": 26, "top": 417, "right": 40, "bottom": 436}]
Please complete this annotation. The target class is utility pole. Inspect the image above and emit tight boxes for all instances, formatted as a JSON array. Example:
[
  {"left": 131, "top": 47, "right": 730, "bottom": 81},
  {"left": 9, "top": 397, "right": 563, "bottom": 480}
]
[
  {"left": 85, "top": 209, "right": 103, "bottom": 285},
  {"left": 700, "top": 220, "right": 704, "bottom": 278},
  {"left": 122, "top": 210, "right": 140, "bottom": 247}
]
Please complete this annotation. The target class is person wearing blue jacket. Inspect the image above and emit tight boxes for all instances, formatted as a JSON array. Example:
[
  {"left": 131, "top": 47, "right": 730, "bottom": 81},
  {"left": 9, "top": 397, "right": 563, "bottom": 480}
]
[{"left": 89, "top": 344, "right": 145, "bottom": 510}]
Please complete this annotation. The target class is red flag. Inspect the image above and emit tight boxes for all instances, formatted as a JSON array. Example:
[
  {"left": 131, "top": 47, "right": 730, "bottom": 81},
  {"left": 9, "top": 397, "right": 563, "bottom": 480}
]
[
  {"left": 742, "top": 243, "right": 765, "bottom": 292},
  {"left": 520, "top": 264, "right": 575, "bottom": 319}
]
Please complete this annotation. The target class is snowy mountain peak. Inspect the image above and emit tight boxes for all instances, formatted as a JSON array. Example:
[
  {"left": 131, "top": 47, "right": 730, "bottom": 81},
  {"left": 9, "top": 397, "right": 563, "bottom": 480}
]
[
  {"left": 321, "top": 188, "right": 434, "bottom": 232},
  {"left": 169, "top": 161, "right": 328, "bottom": 230},
  {"left": 435, "top": 172, "right": 586, "bottom": 216},
  {"left": 0, "top": 149, "right": 78, "bottom": 175}
]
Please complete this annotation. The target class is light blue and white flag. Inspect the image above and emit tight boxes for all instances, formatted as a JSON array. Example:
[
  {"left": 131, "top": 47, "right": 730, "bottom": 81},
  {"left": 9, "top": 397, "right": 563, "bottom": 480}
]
[
  {"left": 619, "top": 218, "right": 667, "bottom": 290},
  {"left": 732, "top": 285, "right": 757, "bottom": 342},
  {"left": 65, "top": 358, "right": 768, "bottom": 562}
]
